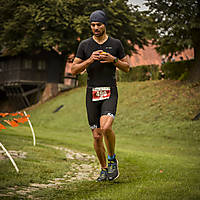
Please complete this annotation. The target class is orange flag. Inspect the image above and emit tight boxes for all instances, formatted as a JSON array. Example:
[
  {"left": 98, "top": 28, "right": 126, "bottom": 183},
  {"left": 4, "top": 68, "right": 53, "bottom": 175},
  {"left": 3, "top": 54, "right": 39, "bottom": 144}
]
[
  {"left": 0, "top": 123, "right": 6, "bottom": 130},
  {"left": 18, "top": 112, "right": 25, "bottom": 117},
  {"left": 14, "top": 117, "right": 28, "bottom": 124},
  {"left": 0, "top": 112, "right": 30, "bottom": 129},
  {"left": 10, "top": 113, "right": 19, "bottom": 116},
  {"left": 4, "top": 120, "right": 19, "bottom": 127},
  {"left": 0, "top": 113, "right": 9, "bottom": 117}
]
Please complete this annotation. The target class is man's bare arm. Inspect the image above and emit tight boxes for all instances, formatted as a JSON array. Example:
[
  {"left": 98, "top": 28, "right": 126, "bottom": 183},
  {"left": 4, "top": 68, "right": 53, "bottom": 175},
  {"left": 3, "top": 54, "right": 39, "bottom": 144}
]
[
  {"left": 114, "top": 56, "right": 130, "bottom": 73},
  {"left": 100, "top": 53, "right": 130, "bottom": 73},
  {"left": 71, "top": 57, "right": 92, "bottom": 75}
]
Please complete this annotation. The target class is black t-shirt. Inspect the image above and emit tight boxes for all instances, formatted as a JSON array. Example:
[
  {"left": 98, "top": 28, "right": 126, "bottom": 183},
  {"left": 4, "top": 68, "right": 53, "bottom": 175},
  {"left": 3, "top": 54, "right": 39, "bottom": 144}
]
[{"left": 75, "top": 36, "right": 126, "bottom": 87}]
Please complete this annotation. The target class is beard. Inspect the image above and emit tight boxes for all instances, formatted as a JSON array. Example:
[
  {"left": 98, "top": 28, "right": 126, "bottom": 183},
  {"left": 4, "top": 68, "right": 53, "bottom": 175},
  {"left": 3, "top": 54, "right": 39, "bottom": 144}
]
[{"left": 94, "top": 29, "right": 105, "bottom": 37}]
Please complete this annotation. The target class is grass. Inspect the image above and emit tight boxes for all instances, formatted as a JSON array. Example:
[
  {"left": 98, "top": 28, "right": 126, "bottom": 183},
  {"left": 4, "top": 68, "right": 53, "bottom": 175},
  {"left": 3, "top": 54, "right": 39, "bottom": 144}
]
[{"left": 0, "top": 80, "right": 200, "bottom": 200}]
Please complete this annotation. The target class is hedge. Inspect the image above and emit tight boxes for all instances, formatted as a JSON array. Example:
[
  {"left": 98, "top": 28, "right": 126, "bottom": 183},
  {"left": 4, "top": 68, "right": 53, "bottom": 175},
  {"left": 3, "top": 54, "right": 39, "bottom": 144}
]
[
  {"left": 117, "top": 64, "right": 160, "bottom": 82},
  {"left": 161, "top": 59, "right": 194, "bottom": 80},
  {"left": 78, "top": 72, "right": 87, "bottom": 86}
]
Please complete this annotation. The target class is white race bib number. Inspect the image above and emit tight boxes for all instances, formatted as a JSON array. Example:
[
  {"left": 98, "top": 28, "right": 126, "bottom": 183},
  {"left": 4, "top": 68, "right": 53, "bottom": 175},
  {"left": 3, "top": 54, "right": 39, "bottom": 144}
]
[{"left": 92, "top": 87, "right": 111, "bottom": 101}]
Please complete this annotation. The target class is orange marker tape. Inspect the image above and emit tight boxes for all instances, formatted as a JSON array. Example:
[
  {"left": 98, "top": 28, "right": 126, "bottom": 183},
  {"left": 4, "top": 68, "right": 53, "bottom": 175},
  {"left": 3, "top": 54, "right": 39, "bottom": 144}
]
[{"left": 0, "top": 123, "right": 6, "bottom": 130}]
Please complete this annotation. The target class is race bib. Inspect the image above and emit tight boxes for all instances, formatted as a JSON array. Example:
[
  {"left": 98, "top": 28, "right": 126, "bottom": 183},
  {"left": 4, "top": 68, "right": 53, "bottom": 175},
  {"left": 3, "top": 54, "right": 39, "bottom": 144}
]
[{"left": 92, "top": 87, "right": 111, "bottom": 101}]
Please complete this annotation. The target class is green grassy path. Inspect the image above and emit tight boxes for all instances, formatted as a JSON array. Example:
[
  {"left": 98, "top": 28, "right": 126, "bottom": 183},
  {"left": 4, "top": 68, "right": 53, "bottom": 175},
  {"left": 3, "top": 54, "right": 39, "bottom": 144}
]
[{"left": 0, "top": 80, "right": 200, "bottom": 199}]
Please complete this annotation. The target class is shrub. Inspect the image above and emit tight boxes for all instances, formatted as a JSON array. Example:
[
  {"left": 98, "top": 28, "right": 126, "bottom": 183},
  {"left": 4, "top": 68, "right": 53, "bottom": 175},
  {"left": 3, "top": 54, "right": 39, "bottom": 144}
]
[
  {"left": 78, "top": 72, "right": 87, "bottom": 86},
  {"left": 161, "top": 60, "right": 194, "bottom": 80},
  {"left": 117, "top": 64, "right": 160, "bottom": 82}
]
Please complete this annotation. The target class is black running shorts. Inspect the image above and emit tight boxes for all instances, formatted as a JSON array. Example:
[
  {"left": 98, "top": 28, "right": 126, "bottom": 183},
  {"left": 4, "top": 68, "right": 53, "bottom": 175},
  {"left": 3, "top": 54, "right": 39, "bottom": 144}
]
[{"left": 86, "top": 86, "right": 118, "bottom": 129}]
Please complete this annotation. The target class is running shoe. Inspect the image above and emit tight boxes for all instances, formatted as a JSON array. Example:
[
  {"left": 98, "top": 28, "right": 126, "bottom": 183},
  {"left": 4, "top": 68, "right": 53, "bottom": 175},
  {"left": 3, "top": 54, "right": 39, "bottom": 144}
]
[
  {"left": 96, "top": 168, "right": 108, "bottom": 182},
  {"left": 107, "top": 158, "right": 119, "bottom": 181}
]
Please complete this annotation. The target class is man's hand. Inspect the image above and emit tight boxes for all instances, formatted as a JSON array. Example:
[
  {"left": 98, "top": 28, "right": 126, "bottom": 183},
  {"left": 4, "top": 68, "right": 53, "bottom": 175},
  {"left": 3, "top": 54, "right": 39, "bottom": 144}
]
[
  {"left": 89, "top": 50, "right": 115, "bottom": 63},
  {"left": 99, "top": 52, "right": 115, "bottom": 63},
  {"left": 89, "top": 50, "right": 104, "bottom": 63}
]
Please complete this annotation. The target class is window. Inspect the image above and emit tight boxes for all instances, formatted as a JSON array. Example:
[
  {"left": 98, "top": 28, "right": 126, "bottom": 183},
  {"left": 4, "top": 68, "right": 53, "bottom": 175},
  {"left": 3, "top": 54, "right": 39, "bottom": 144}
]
[
  {"left": 23, "top": 59, "right": 32, "bottom": 69},
  {"left": 0, "top": 61, "right": 6, "bottom": 72},
  {"left": 0, "top": 62, "right": 3, "bottom": 72},
  {"left": 38, "top": 60, "right": 46, "bottom": 71}
]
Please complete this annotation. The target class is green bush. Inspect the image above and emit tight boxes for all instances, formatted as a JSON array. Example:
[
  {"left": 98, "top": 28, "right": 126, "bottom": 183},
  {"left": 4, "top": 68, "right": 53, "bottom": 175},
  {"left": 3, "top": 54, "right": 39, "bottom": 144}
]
[
  {"left": 117, "top": 64, "right": 160, "bottom": 82},
  {"left": 78, "top": 72, "right": 87, "bottom": 86},
  {"left": 161, "top": 60, "right": 194, "bottom": 80}
]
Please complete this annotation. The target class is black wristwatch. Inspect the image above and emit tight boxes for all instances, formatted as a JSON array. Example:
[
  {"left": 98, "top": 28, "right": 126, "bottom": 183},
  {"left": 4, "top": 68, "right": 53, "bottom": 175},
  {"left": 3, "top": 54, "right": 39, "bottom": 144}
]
[{"left": 113, "top": 57, "right": 119, "bottom": 64}]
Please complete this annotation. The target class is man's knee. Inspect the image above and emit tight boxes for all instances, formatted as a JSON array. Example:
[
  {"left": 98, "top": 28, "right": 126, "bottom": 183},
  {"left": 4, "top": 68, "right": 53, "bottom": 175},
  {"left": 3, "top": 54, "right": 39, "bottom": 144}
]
[
  {"left": 100, "top": 115, "right": 114, "bottom": 135},
  {"left": 92, "top": 129, "right": 103, "bottom": 141},
  {"left": 101, "top": 125, "right": 112, "bottom": 135}
]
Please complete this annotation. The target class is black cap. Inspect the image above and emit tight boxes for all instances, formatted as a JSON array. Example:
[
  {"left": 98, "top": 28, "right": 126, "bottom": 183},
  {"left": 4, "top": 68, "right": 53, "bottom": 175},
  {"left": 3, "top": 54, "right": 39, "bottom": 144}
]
[{"left": 89, "top": 10, "right": 107, "bottom": 25}]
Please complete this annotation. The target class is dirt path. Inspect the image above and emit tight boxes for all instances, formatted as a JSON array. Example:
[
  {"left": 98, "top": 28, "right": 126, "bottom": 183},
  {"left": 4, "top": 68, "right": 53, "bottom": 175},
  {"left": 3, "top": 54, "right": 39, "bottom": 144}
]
[{"left": 0, "top": 144, "right": 99, "bottom": 199}]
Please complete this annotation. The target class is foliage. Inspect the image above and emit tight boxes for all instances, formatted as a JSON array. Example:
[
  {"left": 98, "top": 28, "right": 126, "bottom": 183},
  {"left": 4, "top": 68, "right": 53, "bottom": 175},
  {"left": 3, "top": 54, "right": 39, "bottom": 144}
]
[
  {"left": 104, "top": 0, "right": 148, "bottom": 55},
  {"left": 78, "top": 72, "right": 87, "bottom": 86},
  {"left": 144, "top": 0, "right": 200, "bottom": 56},
  {"left": 0, "top": 0, "right": 75, "bottom": 55},
  {"left": 144, "top": 0, "right": 200, "bottom": 80},
  {"left": 161, "top": 60, "right": 195, "bottom": 80},
  {"left": 138, "top": 11, "right": 159, "bottom": 41},
  {"left": 117, "top": 64, "right": 160, "bottom": 82},
  {"left": 0, "top": 0, "right": 148, "bottom": 56}
]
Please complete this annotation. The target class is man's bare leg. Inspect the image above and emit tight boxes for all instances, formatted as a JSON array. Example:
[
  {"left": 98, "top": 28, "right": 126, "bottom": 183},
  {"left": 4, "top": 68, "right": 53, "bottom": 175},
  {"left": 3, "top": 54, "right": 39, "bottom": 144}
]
[
  {"left": 92, "top": 128, "right": 107, "bottom": 169},
  {"left": 100, "top": 115, "right": 119, "bottom": 181},
  {"left": 100, "top": 115, "right": 115, "bottom": 157}
]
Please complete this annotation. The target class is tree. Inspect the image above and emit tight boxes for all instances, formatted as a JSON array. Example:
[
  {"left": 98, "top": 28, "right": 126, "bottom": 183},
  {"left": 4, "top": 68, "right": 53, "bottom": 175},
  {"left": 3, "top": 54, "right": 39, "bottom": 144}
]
[
  {"left": 0, "top": 0, "right": 148, "bottom": 57},
  {"left": 145, "top": 0, "right": 200, "bottom": 81},
  {"left": 0, "top": 0, "right": 77, "bottom": 56}
]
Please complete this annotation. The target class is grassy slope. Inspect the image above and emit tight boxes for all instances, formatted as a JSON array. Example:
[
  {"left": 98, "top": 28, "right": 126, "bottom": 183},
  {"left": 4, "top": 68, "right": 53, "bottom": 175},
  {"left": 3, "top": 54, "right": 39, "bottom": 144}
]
[{"left": 0, "top": 80, "right": 200, "bottom": 200}]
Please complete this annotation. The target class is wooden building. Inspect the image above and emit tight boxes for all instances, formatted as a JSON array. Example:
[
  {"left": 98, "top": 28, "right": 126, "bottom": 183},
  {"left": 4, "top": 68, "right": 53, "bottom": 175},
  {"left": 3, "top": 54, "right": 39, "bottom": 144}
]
[{"left": 0, "top": 50, "right": 66, "bottom": 111}]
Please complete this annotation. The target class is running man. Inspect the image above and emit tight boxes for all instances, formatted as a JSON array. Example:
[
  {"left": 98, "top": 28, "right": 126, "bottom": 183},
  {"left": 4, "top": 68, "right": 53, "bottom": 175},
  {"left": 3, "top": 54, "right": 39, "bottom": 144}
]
[{"left": 71, "top": 10, "right": 129, "bottom": 182}]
